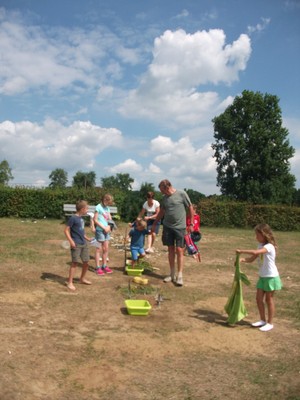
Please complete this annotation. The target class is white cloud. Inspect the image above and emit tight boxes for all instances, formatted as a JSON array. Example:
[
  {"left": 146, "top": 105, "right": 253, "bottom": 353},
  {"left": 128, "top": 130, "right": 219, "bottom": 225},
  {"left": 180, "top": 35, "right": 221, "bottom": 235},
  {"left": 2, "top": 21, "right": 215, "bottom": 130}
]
[
  {"left": 148, "top": 135, "right": 218, "bottom": 188},
  {"left": 0, "top": 119, "right": 123, "bottom": 185},
  {"left": 247, "top": 17, "right": 271, "bottom": 35},
  {"left": 147, "top": 163, "right": 162, "bottom": 174},
  {"left": 0, "top": 9, "right": 141, "bottom": 95},
  {"left": 119, "top": 29, "right": 251, "bottom": 127},
  {"left": 174, "top": 9, "right": 189, "bottom": 19},
  {"left": 106, "top": 159, "right": 143, "bottom": 174}
]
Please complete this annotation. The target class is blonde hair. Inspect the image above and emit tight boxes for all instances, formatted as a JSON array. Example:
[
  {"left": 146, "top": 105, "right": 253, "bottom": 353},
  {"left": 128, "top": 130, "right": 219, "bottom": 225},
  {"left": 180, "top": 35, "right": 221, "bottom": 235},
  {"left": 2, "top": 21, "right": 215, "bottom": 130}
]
[
  {"left": 76, "top": 200, "right": 88, "bottom": 211},
  {"left": 102, "top": 193, "right": 113, "bottom": 205},
  {"left": 255, "top": 223, "right": 277, "bottom": 248},
  {"left": 136, "top": 219, "right": 147, "bottom": 229}
]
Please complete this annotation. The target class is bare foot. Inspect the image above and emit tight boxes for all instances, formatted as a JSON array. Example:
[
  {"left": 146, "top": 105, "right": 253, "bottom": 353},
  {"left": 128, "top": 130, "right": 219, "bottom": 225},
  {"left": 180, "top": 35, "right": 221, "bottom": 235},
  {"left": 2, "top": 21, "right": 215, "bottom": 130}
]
[
  {"left": 80, "top": 280, "right": 92, "bottom": 285},
  {"left": 66, "top": 283, "right": 76, "bottom": 291}
]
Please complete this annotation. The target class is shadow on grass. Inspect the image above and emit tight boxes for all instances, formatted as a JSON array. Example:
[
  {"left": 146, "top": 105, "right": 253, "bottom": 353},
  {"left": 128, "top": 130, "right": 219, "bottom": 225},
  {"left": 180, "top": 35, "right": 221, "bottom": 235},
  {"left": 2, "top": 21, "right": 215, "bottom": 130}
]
[
  {"left": 192, "top": 308, "right": 251, "bottom": 328},
  {"left": 40, "top": 272, "right": 67, "bottom": 287}
]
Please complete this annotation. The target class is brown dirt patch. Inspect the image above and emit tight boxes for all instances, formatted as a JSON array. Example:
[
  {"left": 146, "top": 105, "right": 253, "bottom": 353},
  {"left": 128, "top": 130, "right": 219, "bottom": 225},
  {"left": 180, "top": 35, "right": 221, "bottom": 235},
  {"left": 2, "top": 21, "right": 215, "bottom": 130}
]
[{"left": 0, "top": 220, "right": 299, "bottom": 399}]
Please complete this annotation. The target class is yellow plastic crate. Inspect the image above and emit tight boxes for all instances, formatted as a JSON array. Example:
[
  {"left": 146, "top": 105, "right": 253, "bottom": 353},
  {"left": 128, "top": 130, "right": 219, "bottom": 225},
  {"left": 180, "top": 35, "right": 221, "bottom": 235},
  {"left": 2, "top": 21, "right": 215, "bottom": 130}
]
[
  {"left": 125, "top": 300, "right": 152, "bottom": 316},
  {"left": 125, "top": 266, "right": 144, "bottom": 276}
]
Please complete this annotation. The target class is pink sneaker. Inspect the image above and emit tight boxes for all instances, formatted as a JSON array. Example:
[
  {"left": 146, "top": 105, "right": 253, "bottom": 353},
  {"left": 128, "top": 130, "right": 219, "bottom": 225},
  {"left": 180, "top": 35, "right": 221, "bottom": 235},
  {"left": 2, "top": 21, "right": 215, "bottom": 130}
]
[
  {"left": 102, "top": 266, "right": 113, "bottom": 274},
  {"left": 96, "top": 268, "right": 105, "bottom": 276}
]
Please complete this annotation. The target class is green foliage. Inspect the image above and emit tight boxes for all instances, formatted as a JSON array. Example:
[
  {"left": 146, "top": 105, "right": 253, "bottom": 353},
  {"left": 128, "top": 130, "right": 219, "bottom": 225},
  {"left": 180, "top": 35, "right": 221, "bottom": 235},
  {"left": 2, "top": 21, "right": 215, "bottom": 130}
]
[
  {"left": 184, "top": 188, "right": 206, "bottom": 204},
  {"left": 293, "top": 189, "right": 300, "bottom": 206},
  {"left": 1, "top": 186, "right": 299, "bottom": 231},
  {"left": 198, "top": 199, "right": 300, "bottom": 231},
  {"left": 0, "top": 160, "right": 13, "bottom": 186},
  {"left": 139, "top": 182, "right": 156, "bottom": 198},
  {"left": 49, "top": 168, "right": 68, "bottom": 189},
  {"left": 101, "top": 173, "right": 134, "bottom": 191},
  {"left": 116, "top": 190, "right": 144, "bottom": 222},
  {"left": 212, "top": 90, "right": 296, "bottom": 204},
  {"left": 72, "top": 171, "right": 96, "bottom": 188}
]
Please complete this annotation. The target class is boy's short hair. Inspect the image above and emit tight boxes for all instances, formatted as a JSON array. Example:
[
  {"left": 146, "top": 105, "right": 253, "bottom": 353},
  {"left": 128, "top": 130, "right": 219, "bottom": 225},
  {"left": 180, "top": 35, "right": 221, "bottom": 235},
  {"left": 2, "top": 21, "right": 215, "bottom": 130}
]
[
  {"left": 136, "top": 219, "right": 147, "bottom": 229},
  {"left": 76, "top": 200, "right": 88, "bottom": 211}
]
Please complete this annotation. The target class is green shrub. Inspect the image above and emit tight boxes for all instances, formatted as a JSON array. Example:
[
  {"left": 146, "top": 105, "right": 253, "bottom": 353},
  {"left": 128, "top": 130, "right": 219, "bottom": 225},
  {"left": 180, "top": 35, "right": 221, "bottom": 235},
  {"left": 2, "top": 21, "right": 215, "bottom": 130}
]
[{"left": 198, "top": 199, "right": 300, "bottom": 231}]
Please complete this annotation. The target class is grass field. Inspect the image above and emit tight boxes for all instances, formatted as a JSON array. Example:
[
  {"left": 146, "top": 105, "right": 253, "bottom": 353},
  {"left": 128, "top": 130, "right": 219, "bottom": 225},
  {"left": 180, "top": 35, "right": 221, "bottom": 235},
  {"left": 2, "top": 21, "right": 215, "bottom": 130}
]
[{"left": 0, "top": 218, "right": 299, "bottom": 400}]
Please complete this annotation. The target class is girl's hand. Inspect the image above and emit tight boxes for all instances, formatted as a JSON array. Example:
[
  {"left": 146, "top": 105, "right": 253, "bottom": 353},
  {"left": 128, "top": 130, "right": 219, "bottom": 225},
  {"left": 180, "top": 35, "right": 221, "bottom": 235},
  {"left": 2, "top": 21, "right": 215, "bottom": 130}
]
[{"left": 236, "top": 249, "right": 241, "bottom": 254}]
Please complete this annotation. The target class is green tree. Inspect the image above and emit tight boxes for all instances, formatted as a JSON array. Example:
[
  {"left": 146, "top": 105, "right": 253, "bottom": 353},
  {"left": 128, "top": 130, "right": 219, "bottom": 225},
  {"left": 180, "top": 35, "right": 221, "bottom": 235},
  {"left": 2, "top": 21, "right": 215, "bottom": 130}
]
[
  {"left": 101, "top": 173, "right": 134, "bottom": 191},
  {"left": 184, "top": 188, "right": 206, "bottom": 204},
  {"left": 0, "top": 160, "right": 13, "bottom": 186},
  {"left": 212, "top": 90, "right": 296, "bottom": 204},
  {"left": 293, "top": 188, "right": 300, "bottom": 207},
  {"left": 49, "top": 168, "right": 68, "bottom": 189},
  {"left": 140, "top": 182, "right": 156, "bottom": 199},
  {"left": 72, "top": 171, "right": 96, "bottom": 188}
]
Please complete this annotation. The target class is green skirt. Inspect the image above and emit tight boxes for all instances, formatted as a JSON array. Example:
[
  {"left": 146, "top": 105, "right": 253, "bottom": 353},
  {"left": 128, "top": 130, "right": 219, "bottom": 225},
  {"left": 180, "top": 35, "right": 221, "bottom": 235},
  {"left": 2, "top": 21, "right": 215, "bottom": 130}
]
[{"left": 256, "top": 276, "right": 282, "bottom": 291}]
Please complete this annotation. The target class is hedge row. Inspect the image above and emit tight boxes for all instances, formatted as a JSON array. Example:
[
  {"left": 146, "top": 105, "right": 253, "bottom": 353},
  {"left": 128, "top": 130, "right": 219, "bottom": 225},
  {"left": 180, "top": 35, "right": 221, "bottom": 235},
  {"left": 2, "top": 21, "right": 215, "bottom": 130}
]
[
  {"left": 198, "top": 199, "right": 300, "bottom": 231},
  {"left": 0, "top": 187, "right": 299, "bottom": 231},
  {"left": 0, "top": 187, "right": 108, "bottom": 219}
]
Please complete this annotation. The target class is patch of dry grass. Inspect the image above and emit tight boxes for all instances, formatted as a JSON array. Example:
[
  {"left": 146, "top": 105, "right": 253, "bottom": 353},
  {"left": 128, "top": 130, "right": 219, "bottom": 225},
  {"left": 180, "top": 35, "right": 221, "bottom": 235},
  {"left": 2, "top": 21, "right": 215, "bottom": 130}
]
[{"left": 0, "top": 218, "right": 299, "bottom": 400}]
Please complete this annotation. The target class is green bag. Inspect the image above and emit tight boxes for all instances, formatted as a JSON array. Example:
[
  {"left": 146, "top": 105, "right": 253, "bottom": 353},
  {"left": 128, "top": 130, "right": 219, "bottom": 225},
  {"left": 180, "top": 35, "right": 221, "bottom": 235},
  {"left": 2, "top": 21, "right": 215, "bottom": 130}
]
[{"left": 225, "top": 254, "right": 250, "bottom": 325}]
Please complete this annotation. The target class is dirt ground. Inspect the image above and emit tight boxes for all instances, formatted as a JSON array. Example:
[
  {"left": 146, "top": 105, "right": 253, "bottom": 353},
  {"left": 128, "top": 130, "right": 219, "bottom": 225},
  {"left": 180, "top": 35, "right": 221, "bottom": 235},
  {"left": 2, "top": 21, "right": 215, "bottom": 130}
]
[{"left": 0, "top": 219, "right": 299, "bottom": 400}]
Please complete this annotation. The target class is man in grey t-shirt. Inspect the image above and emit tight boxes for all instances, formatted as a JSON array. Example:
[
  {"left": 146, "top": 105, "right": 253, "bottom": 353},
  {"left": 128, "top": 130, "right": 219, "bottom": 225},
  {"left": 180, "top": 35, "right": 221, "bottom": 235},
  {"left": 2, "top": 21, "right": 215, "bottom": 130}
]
[{"left": 152, "top": 179, "right": 194, "bottom": 286}]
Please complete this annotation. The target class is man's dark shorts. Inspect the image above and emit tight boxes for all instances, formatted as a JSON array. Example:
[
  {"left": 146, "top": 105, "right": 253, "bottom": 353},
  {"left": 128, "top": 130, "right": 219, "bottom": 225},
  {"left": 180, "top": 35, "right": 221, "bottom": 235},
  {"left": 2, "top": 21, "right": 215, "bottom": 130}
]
[{"left": 162, "top": 226, "right": 185, "bottom": 248}]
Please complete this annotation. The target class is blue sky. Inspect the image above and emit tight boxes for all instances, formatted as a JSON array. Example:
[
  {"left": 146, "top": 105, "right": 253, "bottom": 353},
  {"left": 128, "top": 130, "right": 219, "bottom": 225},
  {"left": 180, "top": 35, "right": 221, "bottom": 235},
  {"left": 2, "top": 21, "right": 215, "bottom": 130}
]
[{"left": 0, "top": 0, "right": 299, "bottom": 195}]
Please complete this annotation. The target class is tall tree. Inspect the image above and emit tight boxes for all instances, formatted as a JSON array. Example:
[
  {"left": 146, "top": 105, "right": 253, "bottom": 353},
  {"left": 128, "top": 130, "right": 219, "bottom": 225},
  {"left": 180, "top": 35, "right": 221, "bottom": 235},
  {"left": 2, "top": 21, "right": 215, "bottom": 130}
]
[
  {"left": 72, "top": 171, "right": 96, "bottom": 188},
  {"left": 184, "top": 189, "right": 206, "bottom": 204},
  {"left": 140, "top": 182, "right": 156, "bottom": 199},
  {"left": 0, "top": 160, "right": 13, "bottom": 186},
  {"left": 212, "top": 90, "right": 295, "bottom": 204},
  {"left": 101, "top": 173, "right": 134, "bottom": 191},
  {"left": 49, "top": 168, "right": 68, "bottom": 189}
]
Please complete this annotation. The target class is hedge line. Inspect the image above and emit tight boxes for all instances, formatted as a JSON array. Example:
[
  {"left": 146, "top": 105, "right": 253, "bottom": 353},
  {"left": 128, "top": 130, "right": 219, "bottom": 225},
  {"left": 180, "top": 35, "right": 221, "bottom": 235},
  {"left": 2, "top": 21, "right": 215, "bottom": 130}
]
[
  {"left": 0, "top": 187, "right": 108, "bottom": 219},
  {"left": 0, "top": 187, "right": 299, "bottom": 231},
  {"left": 198, "top": 199, "right": 300, "bottom": 231}
]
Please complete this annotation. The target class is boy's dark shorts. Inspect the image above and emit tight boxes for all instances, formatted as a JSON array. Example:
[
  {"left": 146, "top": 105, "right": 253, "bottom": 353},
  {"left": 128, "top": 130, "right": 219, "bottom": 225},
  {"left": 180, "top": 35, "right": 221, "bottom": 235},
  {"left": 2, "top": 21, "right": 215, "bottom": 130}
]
[
  {"left": 71, "top": 243, "right": 89, "bottom": 263},
  {"left": 162, "top": 226, "right": 185, "bottom": 248}
]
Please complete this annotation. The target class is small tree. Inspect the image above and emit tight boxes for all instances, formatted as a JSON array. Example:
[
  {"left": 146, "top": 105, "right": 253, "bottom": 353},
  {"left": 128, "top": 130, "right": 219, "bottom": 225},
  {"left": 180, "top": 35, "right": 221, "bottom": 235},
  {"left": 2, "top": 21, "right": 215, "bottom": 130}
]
[
  {"left": 101, "top": 173, "right": 134, "bottom": 191},
  {"left": 72, "top": 171, "right": 96, "bottom": 188},
  {"left": 212, "top": 90, "right": 296, "bottom": 204},
  {"left": 140, "top": 182, "right": 156, "bottom": 199},
  {"left": 0, "top": 160, "right": 13, "bottom": 186},
  {"left": 184, "top": 188, "right": 206, "bottom": 205},
  {"left": 49, "top": 168, "right": 68, "bottom": 189}
]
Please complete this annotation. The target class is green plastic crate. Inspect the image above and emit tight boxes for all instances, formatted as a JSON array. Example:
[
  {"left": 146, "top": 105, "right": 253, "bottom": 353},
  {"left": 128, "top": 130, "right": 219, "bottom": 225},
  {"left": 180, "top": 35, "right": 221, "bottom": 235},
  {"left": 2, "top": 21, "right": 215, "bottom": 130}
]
[
  {"left": 125, "top": 300, "right": 152, "bottom": 316},
  {"left": 125, "top": 266, "right": 144, "bottom": 276}
]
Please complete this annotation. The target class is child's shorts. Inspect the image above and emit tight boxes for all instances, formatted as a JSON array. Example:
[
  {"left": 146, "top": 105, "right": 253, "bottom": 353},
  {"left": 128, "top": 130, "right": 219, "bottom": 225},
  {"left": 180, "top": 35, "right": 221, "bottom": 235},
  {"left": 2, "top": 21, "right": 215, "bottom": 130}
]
[
  {"left": 95, "top": 230, "right": 111, "bottom": 242},
  {"left": 256, "top": 276, "right": 282, "bottom": 291},
  {"left": 71, "top": 243, "right": 89, "bottom": 263},
  {"left": 131, "top": 246, "right": 145, "bottom": 261}
]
